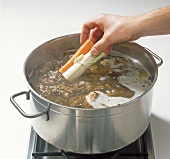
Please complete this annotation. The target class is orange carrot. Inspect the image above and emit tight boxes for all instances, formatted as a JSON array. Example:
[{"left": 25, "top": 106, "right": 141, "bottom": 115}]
[{"left": 59, "top": 39, "right": 94, "bottom": 73}]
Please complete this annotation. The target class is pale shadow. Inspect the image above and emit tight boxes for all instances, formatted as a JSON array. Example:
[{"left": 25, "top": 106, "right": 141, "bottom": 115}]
[{"left": 151, "top": 114, "right": 170, "bottom": 159}]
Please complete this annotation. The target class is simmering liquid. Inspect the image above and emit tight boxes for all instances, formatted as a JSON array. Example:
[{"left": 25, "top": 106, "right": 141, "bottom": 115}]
[{"left": 29, "top": 50, "right": 152, "bottom": 109}]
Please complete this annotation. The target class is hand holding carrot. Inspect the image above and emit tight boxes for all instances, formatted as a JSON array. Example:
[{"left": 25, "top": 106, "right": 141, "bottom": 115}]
[
  {"left": 80, "top": 6, "right": 170, "bottom": 56},
  {"left": 80, "top": 14, "right": 137, "bottom": 56}
]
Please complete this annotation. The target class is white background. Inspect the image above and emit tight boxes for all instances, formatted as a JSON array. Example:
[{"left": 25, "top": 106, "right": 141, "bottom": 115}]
[{"left": 1, "top": 0, "right": 170, "bottom": 159}]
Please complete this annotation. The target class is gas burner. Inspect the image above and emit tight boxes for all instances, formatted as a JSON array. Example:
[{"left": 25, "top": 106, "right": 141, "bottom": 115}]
[{"left": 27, "top": 125, "right": 155, "bottom": 159}]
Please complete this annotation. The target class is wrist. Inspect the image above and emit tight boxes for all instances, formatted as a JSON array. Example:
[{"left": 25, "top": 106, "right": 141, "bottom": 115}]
[
  {"left": 129, "top": 14, "right": 149, "bottom": 39},
  {"left": 125, "top": 15, "right": 144, "bottom": 40}
]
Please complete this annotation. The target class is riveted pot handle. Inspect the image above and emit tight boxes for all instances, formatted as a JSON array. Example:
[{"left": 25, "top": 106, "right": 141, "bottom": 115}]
[
  {"left": 10, "top": 91, "right": 50, "bottom": 121},
  {"left": 144, "top": 47, "right": 163, "bottom": 67}
]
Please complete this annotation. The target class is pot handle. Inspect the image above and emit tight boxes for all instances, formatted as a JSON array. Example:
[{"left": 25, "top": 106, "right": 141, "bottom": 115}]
[
  {"left": 10, "top": 91, "right": 50, "bottom": 121},
  {"left": 144, "top": 47, "right": 163, "bottom": 67}
]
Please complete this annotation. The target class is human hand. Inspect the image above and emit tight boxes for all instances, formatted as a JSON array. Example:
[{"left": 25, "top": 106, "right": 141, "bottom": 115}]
[{"left": 80, "top": 14, "right": 139, "bottom": 56}]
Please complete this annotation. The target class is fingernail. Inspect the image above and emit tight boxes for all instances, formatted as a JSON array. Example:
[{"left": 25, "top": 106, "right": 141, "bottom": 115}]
[{"left": 91, "top": 48, "right": 99, "bottom": 56}]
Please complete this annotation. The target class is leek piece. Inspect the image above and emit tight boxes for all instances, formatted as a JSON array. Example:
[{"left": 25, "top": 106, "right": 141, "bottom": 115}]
[
  {"left": 62, "top": 52, "right": 105, "bottom": 82},
  {"left": 93, "top": 52, "right": 105, "bottom": 63}
]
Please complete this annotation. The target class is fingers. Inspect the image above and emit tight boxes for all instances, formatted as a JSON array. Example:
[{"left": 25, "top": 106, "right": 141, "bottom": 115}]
[
  {"left": 80, "top": 29, "right": 90, "bottom": 45},
  {"left": 103, "top": 45, "right": 113, "bottom": 56},
  {"left": 80, "top": 15, "right": 113, "bottom": 56},
  {"left": 90, "top": 34, "right": 113, "bottom": 56},
  {"left": 80, "top": 19, "right": 100, "bottom": 44},
  {"left": 89, "top": 28, "right": 103, "bottom": 43},
  {"left": 91, "top": 43, "right": 113, "bottom": 57}
]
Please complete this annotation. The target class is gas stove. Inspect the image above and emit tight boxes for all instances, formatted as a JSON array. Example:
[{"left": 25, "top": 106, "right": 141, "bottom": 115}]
[{"left": 27, "top": 125, "right": 155, "bottom": 159}]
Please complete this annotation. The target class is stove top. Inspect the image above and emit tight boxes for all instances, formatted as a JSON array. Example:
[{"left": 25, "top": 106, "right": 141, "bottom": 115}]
[{"left": 27, "top": 125, "right": 155, "bottom": 159}]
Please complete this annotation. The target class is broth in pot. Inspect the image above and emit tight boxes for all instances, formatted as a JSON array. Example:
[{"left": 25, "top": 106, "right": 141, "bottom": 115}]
[{"left": 29, "top": 49, "right": 152, "bottom": 109}]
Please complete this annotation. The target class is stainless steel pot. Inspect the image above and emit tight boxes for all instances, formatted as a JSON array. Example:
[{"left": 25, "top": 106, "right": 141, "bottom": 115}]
[{"left": 10, "top": 33, "right": 163, "bottom": 154}]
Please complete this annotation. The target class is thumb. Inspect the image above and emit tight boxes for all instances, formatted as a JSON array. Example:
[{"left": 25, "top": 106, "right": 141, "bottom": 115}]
[{"left": 90, "top": 36, "right": 113, "bottom": 56}]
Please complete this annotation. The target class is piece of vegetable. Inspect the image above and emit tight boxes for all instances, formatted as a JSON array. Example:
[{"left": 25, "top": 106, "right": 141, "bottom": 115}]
[
  {"left": 62, "top": 52, "right": 105, "bottom": 81},
  {"left": 59, "top": 39, "right": 94, "bottom": 73}
]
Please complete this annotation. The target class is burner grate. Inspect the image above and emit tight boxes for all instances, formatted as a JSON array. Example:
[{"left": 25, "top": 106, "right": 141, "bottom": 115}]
[
  {"left": 32, "top": 150, "right": 148, "bottom": 159},
  {"left": 27, "top": 125, "right": 154, "bottom": 159},
  {"left": 31, "top": 134, "right": 148, "bottom": 159}
]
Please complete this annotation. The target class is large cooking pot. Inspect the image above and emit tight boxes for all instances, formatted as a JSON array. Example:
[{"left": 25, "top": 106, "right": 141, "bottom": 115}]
[{"left": 10, "top": 33, "right": 162, "bottom": 154}]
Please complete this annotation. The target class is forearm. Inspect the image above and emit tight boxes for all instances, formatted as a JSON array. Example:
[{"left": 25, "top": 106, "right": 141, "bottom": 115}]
[{"left": 134, "top": 6, "right": 170, "bottom": 38}]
